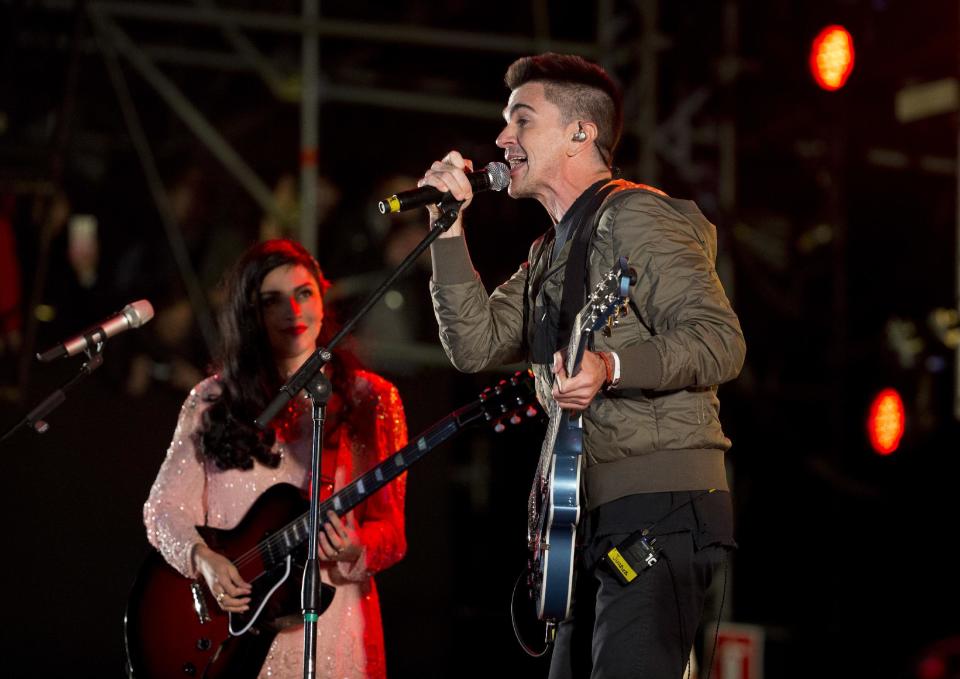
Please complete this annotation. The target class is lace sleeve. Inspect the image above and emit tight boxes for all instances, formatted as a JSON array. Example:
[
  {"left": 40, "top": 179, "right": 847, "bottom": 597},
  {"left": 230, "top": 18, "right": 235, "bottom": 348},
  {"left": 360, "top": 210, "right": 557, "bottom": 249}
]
[{"left": 143, "top": 383, "right": 213, "bottom": 578}]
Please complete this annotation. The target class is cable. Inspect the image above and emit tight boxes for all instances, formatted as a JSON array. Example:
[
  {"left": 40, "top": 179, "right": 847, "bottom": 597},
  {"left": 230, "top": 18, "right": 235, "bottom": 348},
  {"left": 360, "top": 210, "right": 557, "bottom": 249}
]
[
  {"left": 510, "top": 571, "right": 551, "bottom": 658},
  {"left": 661, "top": 551, "right": 689, "bottom": 679},
  {"left": 703, "top": 552, "right": 729, "bottom": 679}
]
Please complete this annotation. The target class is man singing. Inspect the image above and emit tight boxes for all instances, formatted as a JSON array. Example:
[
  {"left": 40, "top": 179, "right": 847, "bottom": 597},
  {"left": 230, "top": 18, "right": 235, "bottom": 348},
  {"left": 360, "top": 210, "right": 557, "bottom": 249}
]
[{"left": 419, "top": 52, "right": 746, "bottom": 678}]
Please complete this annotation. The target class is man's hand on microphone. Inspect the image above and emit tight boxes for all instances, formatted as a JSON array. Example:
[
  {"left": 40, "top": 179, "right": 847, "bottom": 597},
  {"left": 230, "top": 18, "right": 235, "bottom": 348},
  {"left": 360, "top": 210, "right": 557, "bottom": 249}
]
[{"left": 418, "top": 151, "right": 474, "bottom": 238}]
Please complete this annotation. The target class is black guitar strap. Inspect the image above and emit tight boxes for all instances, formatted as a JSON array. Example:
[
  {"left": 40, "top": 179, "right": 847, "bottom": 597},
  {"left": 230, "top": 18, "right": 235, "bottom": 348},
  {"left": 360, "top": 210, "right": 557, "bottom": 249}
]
[{"left": 556, "top": 181, "right": 617, "bottom": 352}]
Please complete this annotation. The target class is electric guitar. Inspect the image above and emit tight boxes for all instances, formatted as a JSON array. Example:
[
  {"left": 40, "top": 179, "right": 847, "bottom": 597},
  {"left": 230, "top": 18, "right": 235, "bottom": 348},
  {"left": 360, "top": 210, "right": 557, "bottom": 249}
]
[
  {"left": 125, "top": 370, "right": 536, "bottom": 679},
  {"left": 526, "top": 257, "right": 635, "bottom": 627}
]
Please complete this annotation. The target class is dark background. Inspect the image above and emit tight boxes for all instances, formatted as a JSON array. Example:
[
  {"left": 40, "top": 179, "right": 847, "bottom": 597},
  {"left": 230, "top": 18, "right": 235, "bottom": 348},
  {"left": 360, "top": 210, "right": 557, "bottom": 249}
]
[{"left": 1, "top": 1, "right": 958, "bottom": 677}]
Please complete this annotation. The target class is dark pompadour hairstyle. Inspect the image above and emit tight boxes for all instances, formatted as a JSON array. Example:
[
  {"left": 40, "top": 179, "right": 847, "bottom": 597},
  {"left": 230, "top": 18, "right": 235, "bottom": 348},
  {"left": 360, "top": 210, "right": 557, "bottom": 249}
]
[{"left": 504, "top": 52, "right": 623, "bottom": 166}]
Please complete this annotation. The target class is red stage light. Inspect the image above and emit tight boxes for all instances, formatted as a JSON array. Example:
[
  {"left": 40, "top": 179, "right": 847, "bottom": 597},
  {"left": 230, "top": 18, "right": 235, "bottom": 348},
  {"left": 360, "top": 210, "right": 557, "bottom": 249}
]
[
  {"left": 867, "top": 388, "right": 905, "bottom": 455},
  {"left": 810, "top": 25, "right": 855, "bottom": 91}
]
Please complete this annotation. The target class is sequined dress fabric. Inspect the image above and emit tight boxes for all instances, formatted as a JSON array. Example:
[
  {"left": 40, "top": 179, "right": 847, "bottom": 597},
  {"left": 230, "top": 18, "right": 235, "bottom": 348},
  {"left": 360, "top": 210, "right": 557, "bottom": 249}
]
[{"left": 144, "top": 371, "right": 407, "bottom": 679}]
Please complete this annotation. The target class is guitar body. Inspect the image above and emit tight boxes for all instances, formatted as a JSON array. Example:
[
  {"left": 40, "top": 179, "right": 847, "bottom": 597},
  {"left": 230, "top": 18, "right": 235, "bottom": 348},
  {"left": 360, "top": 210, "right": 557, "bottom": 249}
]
[
  {"left": 533, "top": 414, "right": 583, "bottom": 621},
  {"left": 124, "top": 483, "right": 334, "bottom": 679},
  {"left": 126, "top": 371, "right": 537, "bottom": 678},
  {"left": 524, "top": 257, "right": 635, "bottom": 629}
]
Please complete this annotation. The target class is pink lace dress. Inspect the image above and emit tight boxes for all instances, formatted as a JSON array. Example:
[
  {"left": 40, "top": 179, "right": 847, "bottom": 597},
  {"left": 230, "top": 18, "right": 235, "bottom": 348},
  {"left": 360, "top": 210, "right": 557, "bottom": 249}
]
[{"left": 144, "top": 370, "right": 407, "bottom": 678}]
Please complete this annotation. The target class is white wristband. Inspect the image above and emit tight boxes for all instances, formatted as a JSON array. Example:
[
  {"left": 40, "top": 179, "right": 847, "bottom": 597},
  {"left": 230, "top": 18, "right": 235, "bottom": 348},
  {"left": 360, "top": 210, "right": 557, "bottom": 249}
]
[{"left": 609, "top": 350, "right": 621, "bottom": 388}]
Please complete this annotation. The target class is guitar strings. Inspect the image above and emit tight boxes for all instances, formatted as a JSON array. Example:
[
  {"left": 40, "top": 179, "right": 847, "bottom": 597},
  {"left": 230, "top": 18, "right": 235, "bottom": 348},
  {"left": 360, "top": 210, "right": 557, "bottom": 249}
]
[
  {"left": 227, "top": 461, "right": 392, "bottom": 571},
  {"left": 229, "top": 414, "right": 454, "bottom": 569},
  {"left": 226, "top": 377, "right": 533, "bottom": 573}
]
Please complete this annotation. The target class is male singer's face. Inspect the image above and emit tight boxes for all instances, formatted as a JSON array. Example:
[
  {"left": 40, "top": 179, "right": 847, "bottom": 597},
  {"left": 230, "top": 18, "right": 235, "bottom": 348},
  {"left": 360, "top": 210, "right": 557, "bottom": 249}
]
[{"left": 496, "top": 82, "right": 569, "bottom": 202}]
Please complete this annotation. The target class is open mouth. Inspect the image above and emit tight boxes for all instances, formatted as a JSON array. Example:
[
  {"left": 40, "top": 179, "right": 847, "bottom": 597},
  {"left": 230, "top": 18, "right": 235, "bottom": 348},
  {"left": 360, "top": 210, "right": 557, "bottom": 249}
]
[{"left": 507, "top": 156, "right": 527, "bottom": 173}]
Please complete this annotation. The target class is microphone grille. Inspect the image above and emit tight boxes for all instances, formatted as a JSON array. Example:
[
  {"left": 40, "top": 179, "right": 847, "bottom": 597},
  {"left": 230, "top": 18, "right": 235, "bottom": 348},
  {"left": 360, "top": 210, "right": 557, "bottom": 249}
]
[
  {"left": 485, "top": 162, "right": 510, "bottom": 191},
  {"left": 124, "top": 300, "right": 156, "bottom": 327}
]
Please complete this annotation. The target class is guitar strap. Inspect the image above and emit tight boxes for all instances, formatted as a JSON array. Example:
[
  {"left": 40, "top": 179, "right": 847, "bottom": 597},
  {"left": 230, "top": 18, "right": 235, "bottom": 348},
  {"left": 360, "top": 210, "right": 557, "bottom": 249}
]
[
  {"left": 527, "top": 182, "right": 615, "bottom": 540},
  {"left": 556, "top": 181, "right": 617, "bottom": 353}
]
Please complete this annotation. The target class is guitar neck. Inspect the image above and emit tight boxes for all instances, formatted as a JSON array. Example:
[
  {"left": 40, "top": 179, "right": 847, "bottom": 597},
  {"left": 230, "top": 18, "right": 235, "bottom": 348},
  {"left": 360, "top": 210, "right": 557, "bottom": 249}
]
[
  {"left": 564, "top": 297, "right": 594, "bottom": 380},
  {"left": 271, "top": 398, "right": 487, "bottom": 557}
]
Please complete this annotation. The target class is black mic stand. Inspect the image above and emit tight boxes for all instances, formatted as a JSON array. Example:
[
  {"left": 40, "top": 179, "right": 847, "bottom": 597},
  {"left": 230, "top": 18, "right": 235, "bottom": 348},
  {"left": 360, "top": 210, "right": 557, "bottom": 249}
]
[
  {"left": 299, "top": 371, "right": 331, "bottom": 679},
  {"left": 254, "top": 196, "right": 464, "bottom": 679},
  {"left": 1, "top": 343, "right": 105, "bottom": 444}
]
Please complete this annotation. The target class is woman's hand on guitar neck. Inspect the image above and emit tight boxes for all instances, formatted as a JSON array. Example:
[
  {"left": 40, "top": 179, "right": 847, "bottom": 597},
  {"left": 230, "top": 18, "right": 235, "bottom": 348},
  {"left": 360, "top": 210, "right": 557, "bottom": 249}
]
[
  {"left": 193, "top": 542, "right": 252, "bottom": 613},
  {"left": 319, "top": 509, "right": 362, "bottom": 563},
  {"left": 551, "top": 349, "right": 607, "bottom": 412}
]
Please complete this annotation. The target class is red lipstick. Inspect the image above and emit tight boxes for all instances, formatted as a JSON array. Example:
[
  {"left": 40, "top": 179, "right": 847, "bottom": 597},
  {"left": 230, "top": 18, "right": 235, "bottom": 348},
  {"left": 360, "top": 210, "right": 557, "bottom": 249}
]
[{"left": 284, "top": 324, "right": 308, "bottom": 336}]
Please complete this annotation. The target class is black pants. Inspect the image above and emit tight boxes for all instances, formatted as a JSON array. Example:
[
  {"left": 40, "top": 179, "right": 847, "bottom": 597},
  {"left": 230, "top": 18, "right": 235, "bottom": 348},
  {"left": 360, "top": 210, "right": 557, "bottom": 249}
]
[{"left": 548, "top": 491, "right": 734, "bottom": 679}]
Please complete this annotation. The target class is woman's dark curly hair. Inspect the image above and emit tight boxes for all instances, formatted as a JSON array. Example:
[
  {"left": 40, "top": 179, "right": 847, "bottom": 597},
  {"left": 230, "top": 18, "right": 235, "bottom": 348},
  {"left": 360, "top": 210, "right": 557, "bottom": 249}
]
[{"left": 199, "top": 239, "right": 356, "bottom": 470}]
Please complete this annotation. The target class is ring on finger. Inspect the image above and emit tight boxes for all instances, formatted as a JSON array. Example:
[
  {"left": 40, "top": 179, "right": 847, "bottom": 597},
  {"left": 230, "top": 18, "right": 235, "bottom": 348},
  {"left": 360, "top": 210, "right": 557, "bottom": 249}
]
[{"left": 216, "top": 591, "right": 225, "bottom": 603}]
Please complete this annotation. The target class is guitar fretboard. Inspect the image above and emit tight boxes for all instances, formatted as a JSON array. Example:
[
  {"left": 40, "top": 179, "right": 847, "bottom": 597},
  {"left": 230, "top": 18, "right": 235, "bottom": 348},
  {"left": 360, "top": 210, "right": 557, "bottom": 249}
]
[
  {"left": 254, "top": 371, "right": 534, "bottom": 568},
  {"left": 259, "top": 412, "right": 466, "bottom": 567}
]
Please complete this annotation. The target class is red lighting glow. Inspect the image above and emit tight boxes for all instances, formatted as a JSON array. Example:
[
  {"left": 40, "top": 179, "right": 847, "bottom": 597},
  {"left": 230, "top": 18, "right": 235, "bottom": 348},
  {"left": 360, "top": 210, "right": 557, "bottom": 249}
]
[
  {"left": 867, "top": 388, "right": 905, "bottom": 455},
  {"left": 810, "top": 25, "right": 855, "bottom": 91}
]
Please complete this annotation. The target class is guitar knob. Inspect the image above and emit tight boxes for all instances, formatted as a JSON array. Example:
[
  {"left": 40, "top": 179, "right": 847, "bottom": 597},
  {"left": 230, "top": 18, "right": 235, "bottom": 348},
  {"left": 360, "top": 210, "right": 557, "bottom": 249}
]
[
  {"left": 493, "top": 421, "right": 506, "bottom": 433},
  {"left": 196, "top": 638, "right": 211, "bottom": 651},
  {"left": 510, "top": 414, "right": 521, "bottom": 425},
  {"left": 526, "top": 405, "right": 538, "bottom": 418},
  {"left": 182, "top": 662, "right": 197, "bottom": 676}
]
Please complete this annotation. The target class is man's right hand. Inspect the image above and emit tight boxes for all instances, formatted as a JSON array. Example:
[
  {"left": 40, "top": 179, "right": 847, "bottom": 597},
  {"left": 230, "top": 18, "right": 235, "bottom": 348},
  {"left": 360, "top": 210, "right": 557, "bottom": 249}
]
[{"left": 418, "top": 150, "right": 474, "bottom": 238}]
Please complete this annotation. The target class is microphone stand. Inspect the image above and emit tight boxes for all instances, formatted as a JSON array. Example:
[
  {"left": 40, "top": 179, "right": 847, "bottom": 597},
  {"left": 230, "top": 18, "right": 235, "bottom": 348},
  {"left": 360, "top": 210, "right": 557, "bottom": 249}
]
[
  {"left": 0, "top": 343, "right": 105, "bottom": 444},
  {"left": 255, "top": 197, "right": 464, "bottom": 679}
]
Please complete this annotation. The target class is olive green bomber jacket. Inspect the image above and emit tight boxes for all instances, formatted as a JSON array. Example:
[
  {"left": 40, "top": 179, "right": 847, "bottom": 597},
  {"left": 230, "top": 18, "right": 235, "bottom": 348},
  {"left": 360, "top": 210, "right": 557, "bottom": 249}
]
[{"left": 429, "top": 181, "right": 746, "bottom": 509}]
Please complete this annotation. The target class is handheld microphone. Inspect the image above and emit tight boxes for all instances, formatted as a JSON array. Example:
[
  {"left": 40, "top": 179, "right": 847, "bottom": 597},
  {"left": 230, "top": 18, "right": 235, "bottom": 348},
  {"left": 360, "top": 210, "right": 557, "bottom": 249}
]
[
  {"left": 37, "top": 300, "right": 155, "bottom": 362},
  {"left": 378, "top": 162, "right": 510, "bottom": 214}
]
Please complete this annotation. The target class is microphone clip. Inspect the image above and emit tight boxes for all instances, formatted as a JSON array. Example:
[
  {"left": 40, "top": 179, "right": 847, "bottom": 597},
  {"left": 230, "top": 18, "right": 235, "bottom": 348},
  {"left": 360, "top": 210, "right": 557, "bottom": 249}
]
[{"left": 431, "top": 195, "right": 464, "bottom": 232}]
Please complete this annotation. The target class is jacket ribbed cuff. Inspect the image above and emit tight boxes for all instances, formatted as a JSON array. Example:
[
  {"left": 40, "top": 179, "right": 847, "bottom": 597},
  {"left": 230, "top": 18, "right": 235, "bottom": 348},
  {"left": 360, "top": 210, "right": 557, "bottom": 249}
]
[{"left": 430, "top": 236, "right": 476, "bottom": 284}]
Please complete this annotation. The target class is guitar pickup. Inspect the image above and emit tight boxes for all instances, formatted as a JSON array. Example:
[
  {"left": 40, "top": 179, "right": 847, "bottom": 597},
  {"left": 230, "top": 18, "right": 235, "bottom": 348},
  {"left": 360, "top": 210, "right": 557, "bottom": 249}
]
[{"left": 191, "top": 581, "right": 211, "bottom": 624}]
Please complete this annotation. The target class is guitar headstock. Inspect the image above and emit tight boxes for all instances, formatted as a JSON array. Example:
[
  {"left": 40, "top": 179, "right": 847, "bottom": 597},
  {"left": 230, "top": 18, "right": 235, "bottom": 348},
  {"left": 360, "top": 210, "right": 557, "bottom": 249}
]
[
  {"left": 564, "top": 257, "right": 637, "bottom": 377},
  {"left": 478, "top": 369, "right": 539, "bottom": 433},
  {"left": 578, "top": 256, "right": 636, "bottom": 336}
]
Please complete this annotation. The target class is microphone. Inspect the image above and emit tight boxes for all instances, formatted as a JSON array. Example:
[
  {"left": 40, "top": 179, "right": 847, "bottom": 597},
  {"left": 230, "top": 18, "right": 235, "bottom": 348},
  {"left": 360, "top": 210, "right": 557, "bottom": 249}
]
[
  {"left": 378, "top": 162, "right": 510, "bottom": 214},
  {"left": 37, "top": 300, "right": 155, "bottom": 362}
]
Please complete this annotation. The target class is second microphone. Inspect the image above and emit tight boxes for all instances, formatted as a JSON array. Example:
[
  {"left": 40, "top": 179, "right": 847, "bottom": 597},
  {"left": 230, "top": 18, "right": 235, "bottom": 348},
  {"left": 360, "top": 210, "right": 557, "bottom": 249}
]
[{"left": 378, "top": 162, "right": 510, "bottom": 214}]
